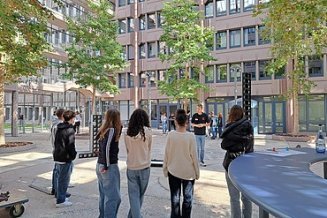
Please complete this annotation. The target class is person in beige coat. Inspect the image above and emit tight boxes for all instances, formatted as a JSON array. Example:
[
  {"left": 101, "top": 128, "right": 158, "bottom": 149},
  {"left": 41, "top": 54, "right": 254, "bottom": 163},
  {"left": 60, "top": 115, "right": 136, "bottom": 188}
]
[
  {"left": 124, "top": 108, "right": 152, "bottom": 218},
  {"left": 163, "top": 109, "right": 200, "bottom": 218}
]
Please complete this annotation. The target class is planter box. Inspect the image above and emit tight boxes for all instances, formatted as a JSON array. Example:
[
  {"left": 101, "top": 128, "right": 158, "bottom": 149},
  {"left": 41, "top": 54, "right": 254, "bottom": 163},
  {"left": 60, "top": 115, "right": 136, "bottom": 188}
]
[{"left": 272, "top": 134, "right": 314, "bottom": 142}]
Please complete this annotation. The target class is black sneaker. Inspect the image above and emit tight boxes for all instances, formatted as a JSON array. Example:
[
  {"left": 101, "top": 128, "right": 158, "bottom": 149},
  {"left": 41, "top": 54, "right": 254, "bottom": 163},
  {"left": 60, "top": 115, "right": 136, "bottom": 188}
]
[{"left": 51, "top": 188, "right": 55, "bottom": 195}]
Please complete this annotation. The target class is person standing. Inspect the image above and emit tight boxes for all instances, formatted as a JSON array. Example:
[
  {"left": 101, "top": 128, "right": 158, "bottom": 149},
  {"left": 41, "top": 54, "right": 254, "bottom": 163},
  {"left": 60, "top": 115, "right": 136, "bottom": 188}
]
[
  {"left": 53, "top": 110, "right": 77, "bottom": 207},
  {"left": 50, "top": 108, "right": 65, "bottom": 196},
  {"left": 74, "top": 111, "right": 82, "bottom": 134},
  {"left": 210, "top": 112, "right": 218, "bottom": 140},
  {"left": 124, "top": 108, "right": 152, "bottom": 218},
  {"left": 163, "top": 109, "right": 200, "bottom": 218},
  {"left": 96, "top": 109, "right": 122, "bottom": 218},
  {"left": 191, "top": 104, "right": 210, "bottom": 167},
  {"left": 161, "top": 112, "right": 168, "bottom": 134},
  {"left": 217, "top": 112, "right": 223, "bottom": 138},
  {"left": 220, "top": 105, "right": 254, "bottom": 218}
]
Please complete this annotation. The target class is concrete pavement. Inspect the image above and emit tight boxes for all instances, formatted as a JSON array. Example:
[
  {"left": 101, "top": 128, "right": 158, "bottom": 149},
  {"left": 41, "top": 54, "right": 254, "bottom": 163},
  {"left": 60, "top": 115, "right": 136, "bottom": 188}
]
[{"left": 0, "top": 130, "right": 315, "bottom": 218}]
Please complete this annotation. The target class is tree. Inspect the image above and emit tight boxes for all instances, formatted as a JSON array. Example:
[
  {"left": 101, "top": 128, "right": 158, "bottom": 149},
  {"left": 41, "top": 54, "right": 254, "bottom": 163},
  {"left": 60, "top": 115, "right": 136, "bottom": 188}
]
[
  {"left": 0, "top": 0, "right": 51, "bottom": 145},
  {"left": 256, "top": 0, "right": 327, "bottom": 134},
  {"left": 65, "top": 0, "right": 126, "bottom": 114},
  {"left": 159, "top": 0, "right": 215, "bottom": 109}
]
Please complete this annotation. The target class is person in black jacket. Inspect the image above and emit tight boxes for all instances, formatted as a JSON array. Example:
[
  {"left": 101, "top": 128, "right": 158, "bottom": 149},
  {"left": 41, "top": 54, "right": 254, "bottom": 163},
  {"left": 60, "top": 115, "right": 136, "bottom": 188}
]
[
  {"left": 53, "top": 110, "right": 76, "bottom": 208},
  {"left": 220, "top": 105, "right": 253, "bottom": 218}
]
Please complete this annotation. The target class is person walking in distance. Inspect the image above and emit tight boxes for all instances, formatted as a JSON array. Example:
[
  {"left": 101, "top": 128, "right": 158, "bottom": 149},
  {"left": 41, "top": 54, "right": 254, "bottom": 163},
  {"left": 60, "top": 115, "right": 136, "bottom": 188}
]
[
  {"left": 96, "top": 109, "right": 122, "bottom": 218},
  {"left": 53, "top": 110, "right": 77, "bottom": 207},
  {"left": 217, "top": 112, "right": 224, "bottom": 138},
  {"left": 161, "top": 112, "right": 168, "bottom": 134},
  {"left": 74, "top": 111, "right": 82, "bottom": 134},
  {"left": 220, "top": 105, "right": 254, "bottom": 218},
  {"left": 191, "top": 104, "right": 210, "bottom": 167},
  {"left": 163, "top": 109, "right": 200, "bottom": 218},
  {"left": 124, "top": 108, "right": 152, "bottom": 218}
]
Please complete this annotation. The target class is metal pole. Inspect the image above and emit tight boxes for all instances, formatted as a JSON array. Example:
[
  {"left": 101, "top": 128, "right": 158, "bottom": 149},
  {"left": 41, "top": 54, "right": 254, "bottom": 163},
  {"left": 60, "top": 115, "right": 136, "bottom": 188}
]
[{"left": 234, "top": 71, "right": 237, "bottom": 105}]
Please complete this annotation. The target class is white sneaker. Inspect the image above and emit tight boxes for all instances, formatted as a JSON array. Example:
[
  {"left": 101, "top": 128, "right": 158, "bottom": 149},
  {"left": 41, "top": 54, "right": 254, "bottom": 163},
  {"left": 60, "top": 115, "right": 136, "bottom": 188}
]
[
  {"left": 200, "top": 162, "right": 207, "bottom": 167},
  {"left": 56, "top": 200, "right": 72, "bottom": 208}
]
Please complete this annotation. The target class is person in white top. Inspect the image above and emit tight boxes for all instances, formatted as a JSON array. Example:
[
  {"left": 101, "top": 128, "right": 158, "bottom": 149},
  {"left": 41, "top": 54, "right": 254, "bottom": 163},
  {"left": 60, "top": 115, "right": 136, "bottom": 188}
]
[
  {"left": 163, "top": 109, "right": 200, "bottom": 218},
  {"left": 124, "top": 108, "right": 152, "bottom": 218}
]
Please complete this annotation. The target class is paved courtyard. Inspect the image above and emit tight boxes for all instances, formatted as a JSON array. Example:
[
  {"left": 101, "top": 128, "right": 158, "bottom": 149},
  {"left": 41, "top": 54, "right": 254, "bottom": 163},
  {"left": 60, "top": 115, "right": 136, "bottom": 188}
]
[{"left": 0, "top": 130, "right": 315, "bottom": 218}]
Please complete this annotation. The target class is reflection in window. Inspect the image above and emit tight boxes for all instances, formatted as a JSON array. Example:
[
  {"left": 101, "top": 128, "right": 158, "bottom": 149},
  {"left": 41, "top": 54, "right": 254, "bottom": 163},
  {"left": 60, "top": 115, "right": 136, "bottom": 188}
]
[
  {"left": 230, "top": 29, "right": 241, "bottom": 48},
  {"left": 230, "top": 0, "right": 241, "bottom": 14},
  {"left": 121, "top": 45, "right": 127, "bottom": 60},
  {"left": 158, "top": 41, "right": 167, "bottom": 55},
  {"left": 158, "top": 70, "right": 165, "bottom": 81},
  {"left": 216, "top": 0, "right": 227, "bottom": 16},
  {"left": 243, "top": 61, "right": 256, "bottom": 80},
  {"left": 244, "top": 0, "right": 255, "bottom": 11},
  {"left": 139, "top": 72, "right": 146, "bottom": 87},
  {"left": 139, "top": 43, "right": 146, "bottom": 59},
  {"left": 139, "top": 15, "right": 146, "bottom": 30},
  {"left": 258, "top": 25, "right": 270, "bottom": 45},
  {"left": 216, "top": 31, "right": 227, "bottom": 49},
  {"left": 147, "top": 13, "right": 156, "bottom": 29},
  {"left": 259, "top": 60, "right": 271, "bottom": 80},
  {"left": 244, "top": 27, "right": 256, "bottom": 46},
  {"left": 216, "top": 64, "right": 227, "bottom": 83},
  {"left": 118, "top": 19, "right": 126, "bottom": 34},
  {"left": 205, "top": 66, "right": 215, "bottom": 83},
  {"left": 127, "top": 18, "right": 134, "bottom": 32},
  {"left": 128, "top": 73, "right": 134, "bottom": 88},
  {"left": 230, "top": 63, "right": 241, "bottom": 82},
  {"left": 308, "top": 56, "right": 323, "bottom": 77},
  {"left": 147, "top": 42, "right": 157, "bottom": 58},
  {"left": 205, "top": 0, "right": 214, "bottom": 18},
  {"left": 119, "top": 73, "right": 127, "bottom": 88}
]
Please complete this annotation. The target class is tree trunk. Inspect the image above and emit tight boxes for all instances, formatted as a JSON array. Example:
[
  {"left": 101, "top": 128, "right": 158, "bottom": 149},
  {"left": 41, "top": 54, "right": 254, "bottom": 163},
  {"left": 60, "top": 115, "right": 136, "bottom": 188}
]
[
  {"left": 92, "top": 85, "right": 96, "bottom": 115},
  {"left": 291, "top": 59, "right": 300, "bottom": 135},
  {"left": 0, "top": 68, "right": 5, "bottom": 145}
]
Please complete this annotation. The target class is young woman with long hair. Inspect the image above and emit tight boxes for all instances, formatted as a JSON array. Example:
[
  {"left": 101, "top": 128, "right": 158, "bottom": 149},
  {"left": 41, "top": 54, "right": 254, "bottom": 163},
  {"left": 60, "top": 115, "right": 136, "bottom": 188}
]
[
  {"left": 96, "top": 109, "right": 122, "bottom": 218},
  {"left": 124, "top": 108, "right": 152, "bottom": 218},
  {"left": 163, "top": 109, "right": 199, "bottom": 218},
  {"left": 220, "top": 105, "right": 254, "bottom": 218}
]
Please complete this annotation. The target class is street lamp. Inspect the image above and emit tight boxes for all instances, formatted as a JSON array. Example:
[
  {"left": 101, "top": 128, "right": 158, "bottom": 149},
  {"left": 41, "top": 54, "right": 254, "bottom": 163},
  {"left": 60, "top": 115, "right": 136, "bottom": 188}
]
[{"left": 230, "top": 65, "right": 241, "bottom": 105}]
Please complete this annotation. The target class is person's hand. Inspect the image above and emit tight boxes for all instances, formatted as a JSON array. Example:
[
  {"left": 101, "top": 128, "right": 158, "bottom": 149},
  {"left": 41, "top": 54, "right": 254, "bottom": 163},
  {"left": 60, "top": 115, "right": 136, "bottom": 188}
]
[{"left": 100, "top": 168, "right": 107, "bottom": 174}]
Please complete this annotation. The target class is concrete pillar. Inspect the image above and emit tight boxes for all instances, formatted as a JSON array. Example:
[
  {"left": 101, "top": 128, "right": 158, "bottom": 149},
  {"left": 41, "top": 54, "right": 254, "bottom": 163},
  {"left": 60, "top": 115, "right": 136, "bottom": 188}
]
[{"left": 11, "top": 91, "right": 18, "bottom": 137}]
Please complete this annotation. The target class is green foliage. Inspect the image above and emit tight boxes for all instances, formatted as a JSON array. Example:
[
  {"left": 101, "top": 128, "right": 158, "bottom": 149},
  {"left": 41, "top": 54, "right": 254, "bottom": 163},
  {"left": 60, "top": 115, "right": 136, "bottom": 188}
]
[
  {"left": 65, "top": 0, "right": 126, "bottom": 94},
  {"left": 0, "top": 0, "right": 51, "bottom": 82},
  {"left": 159, "top": 0, "right": 215, "bottom": 101}
]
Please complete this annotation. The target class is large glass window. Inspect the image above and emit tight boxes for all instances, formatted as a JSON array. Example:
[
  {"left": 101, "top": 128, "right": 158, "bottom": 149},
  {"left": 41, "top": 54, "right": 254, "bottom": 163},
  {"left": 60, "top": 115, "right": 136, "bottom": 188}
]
[
  {"left": 243, "top": 61, "right": 256, "bottom": 80},
  {"left": 308, "top": 56, "right": 323, "bottom": 77},
  {"left": 147, "top": 13, "right": 156, "bottom": 29},
  {"left": 259, "top": 60, "right": 271, "bottom": 80},
  {"left": 118, "top": 19, "right": 126, "bottom": 34},
  {"left": 205, "top": 66, "right": 215, "bottom": 83},
  {"left": 216, "top": 64, "right": 227, "bottom": 83},
  {"left": 216, "top": 0, "right": 227, "bottom": 16},
  {"left": 157, "top": 12, "right": 163, "bottom": 28},
  {"left": 118, "top": 0, "right": 126, "bottom": 7},
  {"left": 147, "top": 42, "right": 157, "bottom": 58},
  {"left": 139, "top": 72, "right": 146, "bottom": 87},
  {"left": 216, "top": 31, "right": 227, "bottom": 49},
  {"left": 258, "top": 25, "right": 270, "bottom": 45},
  {"left": 158, "top": 41, "right": 167, "bottom": 55},
  {"left": 205, "top": 0, "right": 214, "bottom": 18},
  {"left": 244, "top": 0, "right": 255, "bottom": 11},
  {"left": 127, "top": 18, "right": 134, "bottom": 32},
  {"left": 139, "top": 15, "right": 146, "bottom": 31},
  {"left": 121, "top": 45, "right": 127, "bottom": 60},
  {"left": 128, "top": 73, "right": 134, "bottom": 88},
  {"left": 230, "top": 63, "right": 241, "bottom": 82},
  {"left": 119, "top": 73, "right": 127, "bottom": 88},
  {"left": 127, "top": 45, "right": 134, "bottom": 60},
  {"left": 230, "top": 29, "right": 241, "bottom": 48},
  {"left": 139, "top": 43, "right": 146, "bottom": 59},
  {"left": 229, "top": 0, "right": 241, "bottom": 14},
  {"left": 244, "top": 26, "right": 256, "bottom": 46},
  {"left": 158, "top": 70, "right": 165, "bottom": 81}
]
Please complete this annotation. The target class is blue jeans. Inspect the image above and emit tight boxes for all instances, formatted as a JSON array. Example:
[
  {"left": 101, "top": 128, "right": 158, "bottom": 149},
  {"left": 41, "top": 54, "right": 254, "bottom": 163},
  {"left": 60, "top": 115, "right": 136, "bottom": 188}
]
[
  {"left": 225, "top": 172, "right": 252, "bottom": 218},
  {"left": 96, "top": 163, "right": 121, "bottom": 218},
  {"left": 52, "top": 164, "right": 58, "bottom": 192},
  {"left": 211, "top": 127, "right": 217, "bottom": 139},
  {"left": 168, "top": 172, "right": 194, "bottom": 218},
  {"left": 56, "top": 162, "right": 73, "bottom": 204},
  {"left": 127, "top": 167, "right": 150, "bottom": 218},
  {"left": 162, "top": 122, "right": 167, "bottom": 133},
  {"left": 195, "top": 135, "right": 206, "bottom": 163}
]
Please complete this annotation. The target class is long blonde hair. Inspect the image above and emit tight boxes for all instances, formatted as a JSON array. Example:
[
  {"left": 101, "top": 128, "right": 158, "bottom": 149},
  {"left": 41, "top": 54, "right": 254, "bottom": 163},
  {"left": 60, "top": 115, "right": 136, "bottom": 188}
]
[{"left": 97, "top": 109, "right": 122, "bottom": 142}]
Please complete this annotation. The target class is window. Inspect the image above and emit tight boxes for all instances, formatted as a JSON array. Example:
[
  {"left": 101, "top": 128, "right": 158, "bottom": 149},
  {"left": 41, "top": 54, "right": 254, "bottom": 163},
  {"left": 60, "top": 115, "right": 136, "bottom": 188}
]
[
  {"left": 147, "top": 42, "right": 157, "bottom": 58},
  {"left": 205, "top": 66, "right": 215, "bottom": 83},
  {"left": 139, "top": 43, "right": 146, "bottom": 59},
  {"left": 118, "top": 0, "right": 126, "bottom": 7},
  {"left": 243, "top": 61, "right": 256, "bottom": 80},
  {"left": 244, "top": 0, "right": 255, "bottom": 11},
  {"left": 119, "top": 73, "right": 127, "bottom": 88},
  {"left": 127, "top": 0, "right": 134, "bottom": 4},
  {"left": 121, "top": 45, "right": 127, "bottom": 60},
  {"left": 118, "top": 19, "right": 126, "bottom": 34},
  {"left": 147, "top": 13, "right": 156, "bottom": 29},
  {"left": 148, "top": 71, "right": 156, "bottom": 87},
  {"left": 229, "top": 0, "right": 241, "bottom": 14},
  {"left": 216, "top": 0, "right": 227, "bottom": 16},
  {"left": 308, "top": 56, "right": 323, "bottom": 77},
  {"left": 229, "top": 63, "right": 241, "bottom": 82},
  {"left": 216, "top": 31, "right": 227, "bottom": 49},
  {"left": 128, "top": 73, "right": 134, "bottom": 88},
  {"left": 127, "top": 45, "right": 134, "bottom": 60},
  {"left": 127, "top": 18, "right": 134, "bottom": 32},
  {"left": 139, "top": 15, "right": 146, "bottom": 31},
  {"left": 158, "top": 41, "right": 167, "bottom": 54},
  {"left": 139, "top": 72, "right": 146, "bottom": 87},
  {"left": 158, "top": 70, "right": 165, "bottom": 81},
  {"left": 244, "top": 26, "right": 256, "bottom": 46},
  {"left": 139, "top": 0, "right": 144, "bottom": 2},
  {"left": 259, "top": 60, "right": 271, "bottom": 80},
  {"left": 216, "top": 64, "right": 227, "bottom": 83},
  {"left": 258, "top": 25, "right": 270, "bottom": 45},
  {"left": 205, "top": 0, "right": 214, "bottom": 18},
  {"left": 230, "top": 29, "right": 241, "bottom": 48},
  {"left": 157, "top": 12, "right": 163, "bottom": 28},
  {"left": 274, "top": 65, "right": 285, "bottom": 79}
]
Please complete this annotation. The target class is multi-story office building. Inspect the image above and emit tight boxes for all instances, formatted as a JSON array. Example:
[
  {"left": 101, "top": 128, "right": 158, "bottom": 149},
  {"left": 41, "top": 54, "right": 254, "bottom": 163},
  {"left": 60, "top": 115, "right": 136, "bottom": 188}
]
[{"left": 113, "top": 0, "right": 327, "bottom": 134}]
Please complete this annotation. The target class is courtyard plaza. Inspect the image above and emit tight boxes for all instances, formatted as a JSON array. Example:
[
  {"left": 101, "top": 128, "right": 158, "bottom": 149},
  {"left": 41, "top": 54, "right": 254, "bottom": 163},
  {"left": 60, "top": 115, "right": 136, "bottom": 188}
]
[{"left": 0, "top": 129, "right": 318, "bottom": 218}]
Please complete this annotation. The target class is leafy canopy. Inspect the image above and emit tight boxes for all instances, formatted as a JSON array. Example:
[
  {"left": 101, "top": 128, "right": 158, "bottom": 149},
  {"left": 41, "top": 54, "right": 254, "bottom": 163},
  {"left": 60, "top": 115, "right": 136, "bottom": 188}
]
[
  {"left": 65, "top": 0, "right": 126, "bottom": 94},
  {"left": 159, "top": 0, "right": 215, "bottom": 101}
]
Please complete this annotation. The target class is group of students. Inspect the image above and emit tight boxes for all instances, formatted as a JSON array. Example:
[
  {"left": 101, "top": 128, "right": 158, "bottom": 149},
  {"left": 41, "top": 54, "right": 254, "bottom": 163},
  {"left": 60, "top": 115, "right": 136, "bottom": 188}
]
[{"left": 50, "top": 104, "right": 254, "bottom": 218}]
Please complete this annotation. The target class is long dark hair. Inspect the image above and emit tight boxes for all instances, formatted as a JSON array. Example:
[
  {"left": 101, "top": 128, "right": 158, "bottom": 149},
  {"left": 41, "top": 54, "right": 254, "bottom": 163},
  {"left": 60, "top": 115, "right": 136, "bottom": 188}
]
[
  {"left": 97, "top": 109, "right": 122, "bottom": 142},
  {"left": 227, "top": 105, "right": 244, "bottom": 123},
  {"left": 127, "top": 108, "right": 150, "bottom": 141}
]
